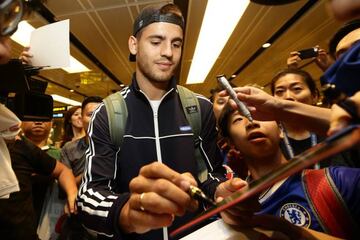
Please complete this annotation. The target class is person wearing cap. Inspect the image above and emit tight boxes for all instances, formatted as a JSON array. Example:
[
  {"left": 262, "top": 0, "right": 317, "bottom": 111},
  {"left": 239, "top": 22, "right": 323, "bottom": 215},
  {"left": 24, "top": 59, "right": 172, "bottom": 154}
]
[{"left": 77, "top": 3, "right": 226, "bottom": 240}]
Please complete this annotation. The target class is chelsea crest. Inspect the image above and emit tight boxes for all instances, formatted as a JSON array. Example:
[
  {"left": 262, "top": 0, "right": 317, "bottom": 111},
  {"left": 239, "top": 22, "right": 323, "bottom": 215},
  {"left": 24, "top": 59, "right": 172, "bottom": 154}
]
[{"left": 280, "top": 203, "right": 311, "bottom": 227}]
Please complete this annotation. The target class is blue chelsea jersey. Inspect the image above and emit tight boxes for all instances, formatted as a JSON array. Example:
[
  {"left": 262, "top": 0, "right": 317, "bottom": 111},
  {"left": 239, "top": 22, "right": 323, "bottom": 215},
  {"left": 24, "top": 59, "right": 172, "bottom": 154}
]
[{"left": 256, "top": 167, "right": 360, "bottom": 232}]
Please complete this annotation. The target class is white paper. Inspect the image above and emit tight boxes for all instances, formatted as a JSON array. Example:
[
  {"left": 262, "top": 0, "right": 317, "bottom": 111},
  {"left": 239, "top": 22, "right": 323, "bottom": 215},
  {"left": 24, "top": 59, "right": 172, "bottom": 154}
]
[
  {"left": 29, "top": 20, "right": 70, "bottom": 69},
  {"left": 180, "top": 219, "right": 289, "bottom": 240}
]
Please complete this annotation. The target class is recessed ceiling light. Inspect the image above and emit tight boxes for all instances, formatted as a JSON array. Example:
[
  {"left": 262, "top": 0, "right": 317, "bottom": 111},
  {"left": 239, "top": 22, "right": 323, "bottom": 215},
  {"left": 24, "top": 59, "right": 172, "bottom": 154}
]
[
  {"left": 69, "top": 89, "right": 74, "bottom": 92},
  {"left": 262, "top": 42, "right": 271, "bottom": 48}
]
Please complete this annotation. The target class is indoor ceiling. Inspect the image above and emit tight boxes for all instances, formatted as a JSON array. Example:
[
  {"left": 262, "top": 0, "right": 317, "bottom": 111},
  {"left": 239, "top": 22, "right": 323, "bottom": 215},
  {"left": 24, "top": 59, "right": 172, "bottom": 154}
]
[{"left": 10, "top": 0, "right": 345, "bottom": 106}]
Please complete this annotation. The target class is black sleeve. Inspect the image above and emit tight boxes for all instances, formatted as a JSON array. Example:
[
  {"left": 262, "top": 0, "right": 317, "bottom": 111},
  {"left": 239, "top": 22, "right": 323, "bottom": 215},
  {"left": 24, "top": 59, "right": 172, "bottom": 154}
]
[
  {"left": 20, "top": 137, "right": 56, "bottom": 175},
  {"left": 77, "top": 103, "right": 131, "bottom": 239}
]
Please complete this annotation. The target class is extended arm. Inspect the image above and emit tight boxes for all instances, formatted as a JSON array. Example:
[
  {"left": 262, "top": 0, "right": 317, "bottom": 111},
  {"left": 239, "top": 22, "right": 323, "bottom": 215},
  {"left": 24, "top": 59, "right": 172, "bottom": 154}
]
[
  {"left": 220, "top": 86, "right": 331, "bottom": 136},
  {"left": 51, "top": 161, "right": 78, "bottom": 213}
]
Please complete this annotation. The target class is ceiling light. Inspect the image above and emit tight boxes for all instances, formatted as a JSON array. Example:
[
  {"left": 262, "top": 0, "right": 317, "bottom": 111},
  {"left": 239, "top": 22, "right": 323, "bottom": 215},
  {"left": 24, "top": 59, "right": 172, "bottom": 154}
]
[
  {"left": 262, "top": 42, "right": 271, "bottom": 48},
  {"left": 186, "top": 0, "right": 250, "bottom": 84},
  {"left": 51, "top": 94, "right": 81, "bottom": 106},
  {"left": 10, "top": 21, "right": 35, "bottom": 46},
  {"left": 11, "top": 21, "right": 90, "bottom": 73},
  {"left": 69, "top": 89, "right": 74, "bottom": 92},
  {"left": 62, "top": 56, "right": 90, "bottom": 73}
]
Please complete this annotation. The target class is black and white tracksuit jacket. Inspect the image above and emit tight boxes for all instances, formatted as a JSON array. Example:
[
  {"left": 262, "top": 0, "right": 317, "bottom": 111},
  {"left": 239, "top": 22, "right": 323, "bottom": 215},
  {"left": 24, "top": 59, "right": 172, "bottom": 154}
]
[{"left": 77, "top": 76, "right": 226, "bottom": 239}]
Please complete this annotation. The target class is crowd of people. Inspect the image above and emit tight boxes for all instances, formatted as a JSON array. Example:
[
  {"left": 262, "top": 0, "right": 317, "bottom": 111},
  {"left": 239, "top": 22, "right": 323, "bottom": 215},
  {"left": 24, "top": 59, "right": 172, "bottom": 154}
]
[{"left": 0, "top": 0, "right": 359, "bottom": 240}]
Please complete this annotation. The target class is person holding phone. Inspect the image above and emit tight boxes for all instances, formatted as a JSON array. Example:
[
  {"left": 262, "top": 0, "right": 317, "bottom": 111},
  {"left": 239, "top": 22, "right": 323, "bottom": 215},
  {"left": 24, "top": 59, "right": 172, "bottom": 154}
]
[{"left": 287, "top": 46, "right": 333, "bottom": 72}]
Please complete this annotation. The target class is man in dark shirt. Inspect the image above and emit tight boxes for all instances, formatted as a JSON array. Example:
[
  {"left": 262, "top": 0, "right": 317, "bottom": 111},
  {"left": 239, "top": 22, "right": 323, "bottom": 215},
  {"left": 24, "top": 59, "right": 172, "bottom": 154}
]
[
  {"left": 77, "top": 3, "right": 226, "bottom": 240},
  {"left": 0, "top": 138, "right": 57, "bottom": 239},
  {"left": 0, "top": 136, "right": 77, "bottom": 240},
  {"left": 22, "top": 120, "right": 61, "bottom": 223}
]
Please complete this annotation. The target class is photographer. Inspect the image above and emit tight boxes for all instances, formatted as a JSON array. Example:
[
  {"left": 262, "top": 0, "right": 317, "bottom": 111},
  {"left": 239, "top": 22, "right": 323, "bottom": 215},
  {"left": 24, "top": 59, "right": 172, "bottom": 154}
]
[
  {"left": 0, "top": 0, "right": 36, "bottom": 200},
  {"left": 287, "top": 46, "right": 334, "bottom": 72}
]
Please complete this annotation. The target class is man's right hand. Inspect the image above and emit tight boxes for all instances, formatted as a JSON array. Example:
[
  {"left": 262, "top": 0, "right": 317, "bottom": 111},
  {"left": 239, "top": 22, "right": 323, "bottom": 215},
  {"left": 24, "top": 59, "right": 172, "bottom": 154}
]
[{"left": 119, "top": 162, "right": 198, "bottom": 234}]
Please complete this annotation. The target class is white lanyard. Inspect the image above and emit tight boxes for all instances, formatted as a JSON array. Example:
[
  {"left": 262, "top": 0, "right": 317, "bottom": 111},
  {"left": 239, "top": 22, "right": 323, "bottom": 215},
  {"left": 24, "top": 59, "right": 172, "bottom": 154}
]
[{"left": 279, "top": 123, "right": 319, "bottom": 169}]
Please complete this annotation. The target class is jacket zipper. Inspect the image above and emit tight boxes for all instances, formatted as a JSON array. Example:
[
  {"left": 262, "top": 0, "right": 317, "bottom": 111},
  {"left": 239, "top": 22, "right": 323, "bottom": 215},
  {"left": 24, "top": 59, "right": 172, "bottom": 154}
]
[{"left": 139, "top": 88, "right": 174, "bottom": 240}]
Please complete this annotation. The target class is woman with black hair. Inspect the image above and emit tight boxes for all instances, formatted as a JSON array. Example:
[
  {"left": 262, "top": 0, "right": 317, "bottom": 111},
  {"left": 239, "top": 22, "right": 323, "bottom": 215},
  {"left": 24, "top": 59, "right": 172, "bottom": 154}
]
[{"left": 270, "top": 68, "right": 356, "bottom": 168}]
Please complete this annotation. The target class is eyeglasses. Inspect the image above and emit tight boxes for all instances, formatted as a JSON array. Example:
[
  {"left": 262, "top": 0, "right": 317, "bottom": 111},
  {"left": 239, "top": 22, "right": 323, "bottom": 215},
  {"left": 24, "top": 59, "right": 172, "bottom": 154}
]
[{"left": 0, "top": 0, "right": 24, "bottom": 37}]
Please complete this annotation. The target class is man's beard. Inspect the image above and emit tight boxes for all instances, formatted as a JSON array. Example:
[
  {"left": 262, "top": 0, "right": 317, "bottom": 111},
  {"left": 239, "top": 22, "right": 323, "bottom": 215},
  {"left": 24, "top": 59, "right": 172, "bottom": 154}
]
[{"left": 137, "top": 57, "right": 177, "bottom": 83}]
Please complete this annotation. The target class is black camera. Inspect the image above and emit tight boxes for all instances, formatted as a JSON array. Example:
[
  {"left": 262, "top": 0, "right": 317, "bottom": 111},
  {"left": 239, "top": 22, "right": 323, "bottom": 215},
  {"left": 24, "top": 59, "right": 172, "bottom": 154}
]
[
  {"left": 298, "top": 47, "right": 319, "bottom": 60},
  {"left": 0, "top": 59, "right": 53, "bottom": 121}
]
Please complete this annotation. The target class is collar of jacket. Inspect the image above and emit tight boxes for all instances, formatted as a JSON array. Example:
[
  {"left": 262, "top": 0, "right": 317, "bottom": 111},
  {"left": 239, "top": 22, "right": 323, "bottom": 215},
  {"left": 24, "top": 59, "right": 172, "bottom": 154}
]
[{"left": 130, "top": 73, "right": 178, "bottom": 99}]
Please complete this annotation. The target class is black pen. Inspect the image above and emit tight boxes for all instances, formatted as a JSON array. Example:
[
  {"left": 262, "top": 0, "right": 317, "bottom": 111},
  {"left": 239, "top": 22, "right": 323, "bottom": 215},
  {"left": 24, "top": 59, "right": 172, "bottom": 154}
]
[{"left": 188, "top": 185, "right": 216, "bottom": 206}]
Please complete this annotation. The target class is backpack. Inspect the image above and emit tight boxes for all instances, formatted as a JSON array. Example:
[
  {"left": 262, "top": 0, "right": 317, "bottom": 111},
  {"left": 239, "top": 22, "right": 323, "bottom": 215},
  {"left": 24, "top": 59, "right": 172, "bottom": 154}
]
[
  {"left": 302, "top": 168, "right": 358, "bottom": 239},
  {"left": 103, "top": 85, "right": 208, "bottom": 183}
]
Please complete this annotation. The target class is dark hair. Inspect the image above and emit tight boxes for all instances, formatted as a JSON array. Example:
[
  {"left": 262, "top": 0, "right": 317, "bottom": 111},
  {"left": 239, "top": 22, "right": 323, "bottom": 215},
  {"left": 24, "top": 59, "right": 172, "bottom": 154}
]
[
  {"left": 329, "top": 19, "right": 360, "bottom": 59},
  {"left": 134, "top": 3, "right": 183, "bottom": 37},
  {"left": 129, "top": 3, "right": 184, "bottom": 61},
  {"left": 61, "top": 106, "right": 81, "bottom": 147},
  {"left": 81, "top": 96, "right": 103, "bottom": 112},
  {"left": 218, "top": 103, "right": 236, "bottom": 139},
  {"left": 209, "top": 81, "right": 236, "bottom": 102},
  {"left": 270, "top": 68, "right": 319, "bottom": 98}
]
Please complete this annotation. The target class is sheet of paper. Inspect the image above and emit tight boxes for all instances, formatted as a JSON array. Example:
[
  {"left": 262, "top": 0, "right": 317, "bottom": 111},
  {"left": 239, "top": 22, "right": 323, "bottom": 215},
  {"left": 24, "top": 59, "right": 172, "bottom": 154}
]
[
  {"left": 180, "top": 219, "right": 238, "bottom": 240},
  {"left": 29, "top": 19, "right": 70, "bottom": 69},
  {"left": 180, "top": 219, "right": 289, "bottom": 240}
]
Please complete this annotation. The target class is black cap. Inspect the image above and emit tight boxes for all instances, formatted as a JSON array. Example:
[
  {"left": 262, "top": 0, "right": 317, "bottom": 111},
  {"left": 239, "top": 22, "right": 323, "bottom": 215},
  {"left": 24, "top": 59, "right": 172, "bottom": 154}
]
[
  {"left": 129, "top": 3, "right": 185, "bottom": 62},
  {"left": 329, "top": 19, "right": 360, "bottom": 59}
]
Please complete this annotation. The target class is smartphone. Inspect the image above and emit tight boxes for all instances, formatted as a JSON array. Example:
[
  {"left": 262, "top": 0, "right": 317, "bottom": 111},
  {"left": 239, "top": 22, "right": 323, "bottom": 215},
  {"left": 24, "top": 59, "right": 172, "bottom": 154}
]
[{"left": 298, "top": 47, "right": 319, "bottom": 59}]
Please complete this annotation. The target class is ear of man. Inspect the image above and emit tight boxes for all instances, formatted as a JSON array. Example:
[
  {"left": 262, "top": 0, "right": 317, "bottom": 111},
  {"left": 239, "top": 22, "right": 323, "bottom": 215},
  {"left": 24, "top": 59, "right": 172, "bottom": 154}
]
[{"left": 128, "top": 36, "right": 138, "bottom": 56}]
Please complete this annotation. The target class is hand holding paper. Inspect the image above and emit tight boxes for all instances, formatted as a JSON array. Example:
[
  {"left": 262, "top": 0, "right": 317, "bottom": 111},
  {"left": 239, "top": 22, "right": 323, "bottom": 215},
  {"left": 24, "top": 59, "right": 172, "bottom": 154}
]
[{"left": 29, "top": 20, "right": 70, "bottom": 69}]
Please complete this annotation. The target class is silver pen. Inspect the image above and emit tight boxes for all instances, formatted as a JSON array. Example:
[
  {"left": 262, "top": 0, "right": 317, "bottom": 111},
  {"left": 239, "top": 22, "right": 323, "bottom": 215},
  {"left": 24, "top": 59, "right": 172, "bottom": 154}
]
[{"left": 217, "top": 75, "right": 253, "bottom": 122}]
